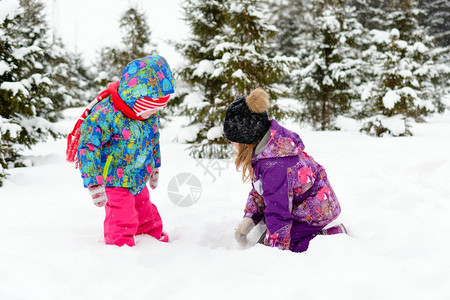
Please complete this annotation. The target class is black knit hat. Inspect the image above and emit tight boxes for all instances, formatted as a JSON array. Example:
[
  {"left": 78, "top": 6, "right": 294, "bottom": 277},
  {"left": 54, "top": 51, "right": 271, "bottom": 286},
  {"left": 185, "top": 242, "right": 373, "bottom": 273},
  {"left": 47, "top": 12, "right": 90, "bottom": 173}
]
[{"left": 223, "top": 95, "right": 271, "bottom": 144}]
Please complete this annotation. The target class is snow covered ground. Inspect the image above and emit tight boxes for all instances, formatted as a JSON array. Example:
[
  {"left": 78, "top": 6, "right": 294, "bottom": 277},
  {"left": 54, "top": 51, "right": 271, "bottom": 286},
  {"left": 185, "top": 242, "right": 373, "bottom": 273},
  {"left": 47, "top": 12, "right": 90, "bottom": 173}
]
[
  {"left": 1, "top": 1, "right": 450, "bottom": 298},
  {"left": 0, "top": 108, "right": 449, "bottom": 300}
]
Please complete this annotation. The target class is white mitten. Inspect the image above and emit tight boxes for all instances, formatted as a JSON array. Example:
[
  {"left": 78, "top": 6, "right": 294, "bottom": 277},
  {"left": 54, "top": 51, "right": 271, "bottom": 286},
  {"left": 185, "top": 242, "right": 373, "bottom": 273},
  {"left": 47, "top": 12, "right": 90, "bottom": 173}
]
[
  {"left": 235, "top": 217, "right": 256, "bottom": 246},
  {"left": 149, "top": 168, "right": 159, "bottom": 189},
  {"left": 88, "top": 185, "right": 107, "bottom": 207}
]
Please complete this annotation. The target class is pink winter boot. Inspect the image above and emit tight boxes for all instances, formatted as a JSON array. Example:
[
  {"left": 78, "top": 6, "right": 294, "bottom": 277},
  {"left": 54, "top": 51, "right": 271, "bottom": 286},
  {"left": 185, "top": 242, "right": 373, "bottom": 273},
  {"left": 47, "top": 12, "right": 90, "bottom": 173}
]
[
  {"left": 320, "top": 223, "right": 347, "bottom": 235},
  {"left": 159, "top": 232, "right": 169, "bottom": 243}
]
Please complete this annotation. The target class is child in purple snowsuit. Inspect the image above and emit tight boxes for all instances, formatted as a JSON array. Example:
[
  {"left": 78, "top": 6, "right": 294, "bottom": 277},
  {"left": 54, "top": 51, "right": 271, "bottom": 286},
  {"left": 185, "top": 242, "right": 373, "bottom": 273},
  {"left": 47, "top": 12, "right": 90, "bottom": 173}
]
[{"left": 224, "top": 88, "right": 346, "bottom": 253}]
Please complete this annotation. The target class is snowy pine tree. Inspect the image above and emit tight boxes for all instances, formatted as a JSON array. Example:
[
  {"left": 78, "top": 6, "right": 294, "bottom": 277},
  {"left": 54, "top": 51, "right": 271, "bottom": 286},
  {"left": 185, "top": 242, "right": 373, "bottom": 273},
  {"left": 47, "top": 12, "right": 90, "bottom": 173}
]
[
  {"left": 292, "top": 0, "right": 366, "bottom": 130},
  {"left": 46, "top": 39, "right": 94, "bottom": 109},
  {"left": 0, "top": 0, "right": 22, "bottom": 184},
  {"left": 216, "top": 0, "right": 289, "bottom": 99},
  {"left": 359, "top": 0, "right": 448, "bottom": 136},
  {"left": 95, "top": 5, "right": 156, "bottom": 86},
  {"left": 0, "top": 0, "right": 62, "bottom": 185},
  {"left": 264, "top": 0, "right": 312, "bottom": 89},
  {"left": 174, "top": 0, "right": 229, "bottom": 156},
  {"left": 266, "top": 0, "right": 310, "bottom": 58},
  {"left": 176, "top": 0, "right": 229, "bottom": 107},
  {"left": 178, "top": 0, "right": 290, "bottom": 158},
  {"left": 350, "top": 0, "right": 390, "bottom": 30},
  {"left": 419, "top": 0, "right": 450, "bottom": 47},
  {"left": 7, "top": 0, "right": 57, "bottom": 120}
]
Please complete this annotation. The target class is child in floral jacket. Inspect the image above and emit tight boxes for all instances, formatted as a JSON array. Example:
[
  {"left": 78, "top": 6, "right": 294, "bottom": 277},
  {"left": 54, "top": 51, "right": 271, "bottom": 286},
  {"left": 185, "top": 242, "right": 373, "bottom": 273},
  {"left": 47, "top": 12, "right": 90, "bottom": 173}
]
[
  {"left": 67, "top": 55, "right": 175, "bottom": 247},
  {"left": 224, "top": 88, "right": 346, "bottom": 252}
]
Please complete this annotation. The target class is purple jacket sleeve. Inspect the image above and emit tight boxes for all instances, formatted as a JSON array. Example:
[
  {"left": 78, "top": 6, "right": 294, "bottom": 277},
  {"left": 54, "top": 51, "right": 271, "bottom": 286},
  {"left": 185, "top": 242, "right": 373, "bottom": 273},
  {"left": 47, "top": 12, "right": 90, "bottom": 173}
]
[
  {"left": 259, "top": 159, "right": 293, "bottom": 250},
  {"left": 244, "top": 188, "right": 265, "bottom": 225}
]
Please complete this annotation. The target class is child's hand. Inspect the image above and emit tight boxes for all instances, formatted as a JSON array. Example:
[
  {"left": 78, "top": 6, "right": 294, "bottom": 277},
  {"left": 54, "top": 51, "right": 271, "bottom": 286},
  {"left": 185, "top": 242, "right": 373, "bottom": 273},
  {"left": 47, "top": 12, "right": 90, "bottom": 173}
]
[
  {"left": 235, "top": 217, "right": 255, "bottom": 246},
  {"left": 88, "top": 185, "right": 107, "bottom": 207},
  {"left": 149, "top": 168, "right": 159, "bottom": 189}
]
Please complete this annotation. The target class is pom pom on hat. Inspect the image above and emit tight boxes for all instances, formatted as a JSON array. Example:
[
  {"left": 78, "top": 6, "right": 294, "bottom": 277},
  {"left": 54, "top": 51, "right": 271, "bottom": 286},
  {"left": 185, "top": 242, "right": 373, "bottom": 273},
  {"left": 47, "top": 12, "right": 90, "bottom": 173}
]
[{"left": 246, "top": 88, "right": 269, "bottom": 113}]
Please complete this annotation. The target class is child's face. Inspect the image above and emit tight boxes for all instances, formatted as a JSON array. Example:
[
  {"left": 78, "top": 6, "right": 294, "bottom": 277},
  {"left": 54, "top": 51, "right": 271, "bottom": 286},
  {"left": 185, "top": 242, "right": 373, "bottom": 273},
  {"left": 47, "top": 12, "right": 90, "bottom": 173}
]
[{"left": 140, "top": 109, "right": 158, "bottom": 119}]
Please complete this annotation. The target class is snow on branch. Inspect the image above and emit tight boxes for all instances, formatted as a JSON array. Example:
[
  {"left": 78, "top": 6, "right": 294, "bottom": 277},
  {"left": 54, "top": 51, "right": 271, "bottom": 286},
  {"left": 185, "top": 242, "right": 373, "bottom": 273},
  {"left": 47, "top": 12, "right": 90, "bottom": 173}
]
[
  {"left": 0, "top": 116, "right": 22, "bottom": 139},
  {"left": 0, "top": 81, "right": 29, "bottom": 97},
  {"left": 0, "top": 0, "right": 21, "bottom": 24}
]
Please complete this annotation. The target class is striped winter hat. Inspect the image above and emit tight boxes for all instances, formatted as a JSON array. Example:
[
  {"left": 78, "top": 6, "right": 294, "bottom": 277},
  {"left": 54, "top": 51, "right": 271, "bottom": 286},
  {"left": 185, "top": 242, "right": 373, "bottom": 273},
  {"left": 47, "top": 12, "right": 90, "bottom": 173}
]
[{"left": 133, "top": 95, "right": 171, "bottom": 116}]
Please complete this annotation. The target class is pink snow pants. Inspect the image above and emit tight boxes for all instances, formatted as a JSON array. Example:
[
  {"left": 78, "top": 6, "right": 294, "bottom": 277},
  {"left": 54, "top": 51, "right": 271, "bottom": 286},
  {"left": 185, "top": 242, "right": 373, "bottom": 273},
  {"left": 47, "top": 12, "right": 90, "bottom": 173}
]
[{"left": 104, "top": 186, "right": 163, "bottom": 247}]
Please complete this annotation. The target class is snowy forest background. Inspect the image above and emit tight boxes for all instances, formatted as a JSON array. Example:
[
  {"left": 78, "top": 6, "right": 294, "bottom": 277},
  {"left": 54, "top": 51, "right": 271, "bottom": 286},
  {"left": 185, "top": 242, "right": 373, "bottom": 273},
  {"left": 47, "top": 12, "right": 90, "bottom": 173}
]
[{"left": 1, "top": 0, "right": 449, "bottom": 186}]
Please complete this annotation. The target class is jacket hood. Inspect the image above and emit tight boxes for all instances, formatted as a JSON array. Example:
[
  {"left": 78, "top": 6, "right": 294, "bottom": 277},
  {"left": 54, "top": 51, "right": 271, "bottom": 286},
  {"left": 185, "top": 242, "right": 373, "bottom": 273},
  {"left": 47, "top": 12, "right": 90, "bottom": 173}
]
[
  {"left": 252, "top": 120, "right": 305, "bottom": 161},
  {"left": 118, "top": 55, "right": 176, "bottom": 110}
]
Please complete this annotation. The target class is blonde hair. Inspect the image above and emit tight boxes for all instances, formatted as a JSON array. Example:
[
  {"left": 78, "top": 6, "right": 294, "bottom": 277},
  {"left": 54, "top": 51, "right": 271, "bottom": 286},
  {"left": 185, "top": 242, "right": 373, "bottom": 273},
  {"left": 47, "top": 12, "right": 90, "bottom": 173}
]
[
  {"left": 235, "top": 142, "right": 258, "bottom": 183},
  {"left": 232, "top": 88, "right": 270, "bottom": 182}
]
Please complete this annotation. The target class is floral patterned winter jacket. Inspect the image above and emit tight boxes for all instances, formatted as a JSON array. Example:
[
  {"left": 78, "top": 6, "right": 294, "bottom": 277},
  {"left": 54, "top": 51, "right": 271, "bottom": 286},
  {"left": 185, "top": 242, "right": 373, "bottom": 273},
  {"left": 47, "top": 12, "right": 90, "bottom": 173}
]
[
  {"left": 244, "top": 120, "right": 341, "bottom": 250},
  {"left": 77, "top": 55, "right": 175, "bottom": 195}
]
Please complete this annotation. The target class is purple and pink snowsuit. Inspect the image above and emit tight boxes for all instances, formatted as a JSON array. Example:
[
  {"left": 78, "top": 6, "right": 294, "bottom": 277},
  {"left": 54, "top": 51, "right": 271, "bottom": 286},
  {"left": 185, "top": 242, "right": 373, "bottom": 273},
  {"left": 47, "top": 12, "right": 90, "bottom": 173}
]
[{"left": 244, "top": 120, "right": 341, "bottom": 252}]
